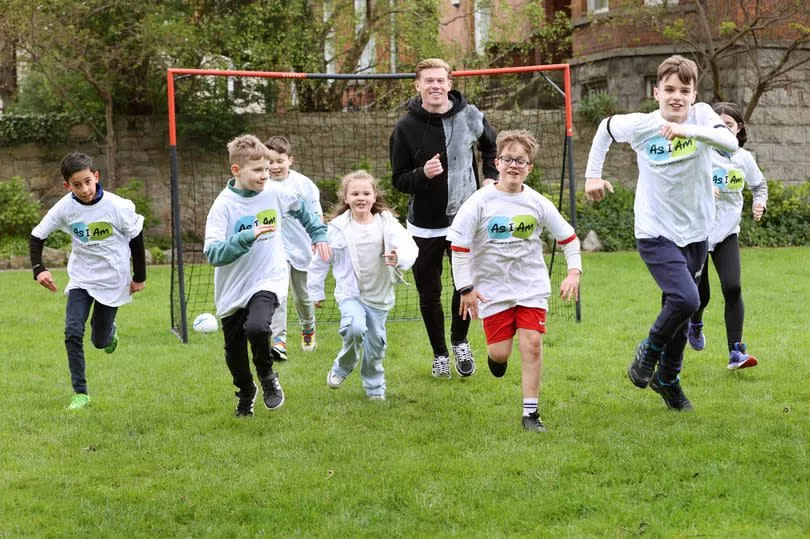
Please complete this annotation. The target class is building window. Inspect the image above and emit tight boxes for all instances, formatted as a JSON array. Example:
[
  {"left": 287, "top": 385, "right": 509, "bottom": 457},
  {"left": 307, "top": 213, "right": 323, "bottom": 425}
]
[
  {"left": 584, "top": 79, "right": 608, "bottom": 96},
  {"left": 645, "top": 76, "right": 658, "bottom": 98},
  {"left": 588, "top": 0, "right": 609, "bottom": 14}
]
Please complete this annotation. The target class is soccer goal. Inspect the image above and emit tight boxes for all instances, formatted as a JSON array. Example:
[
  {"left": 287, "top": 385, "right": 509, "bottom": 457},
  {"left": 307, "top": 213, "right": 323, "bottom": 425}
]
[{"left": 167, "top": 65, "right": 579, "bottom": 342}]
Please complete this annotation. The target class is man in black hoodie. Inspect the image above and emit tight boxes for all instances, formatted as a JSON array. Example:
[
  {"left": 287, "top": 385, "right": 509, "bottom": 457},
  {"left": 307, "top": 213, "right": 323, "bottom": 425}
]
[{"left": 389, "top": 58, "right": 497, "bottom": 380}]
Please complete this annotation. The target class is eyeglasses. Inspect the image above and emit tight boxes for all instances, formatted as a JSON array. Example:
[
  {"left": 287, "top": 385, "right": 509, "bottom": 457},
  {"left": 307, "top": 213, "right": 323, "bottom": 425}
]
[{"left": 497, "top": 156, "right": 530, "bottom": 168}]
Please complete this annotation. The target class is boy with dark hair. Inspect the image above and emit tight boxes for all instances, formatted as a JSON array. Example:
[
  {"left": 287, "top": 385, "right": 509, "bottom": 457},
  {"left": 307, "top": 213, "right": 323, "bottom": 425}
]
[
  {"left": 263, "top": 135, "right": 322, "bottom": 360},
  {"left": 448, "top": 130, "right": 581, "bottom": 432},
  {"left": 389, "top": 57, "right": 498, "bottom": 380},
  {"left": 30, "top": 152, "right": 146, "bottom": 410},
  {"left": 204, "top": 134, "right": 329, "bottom": 417},
  {"left": 585, "top": 55, "right": 739, "bottom": 410}
]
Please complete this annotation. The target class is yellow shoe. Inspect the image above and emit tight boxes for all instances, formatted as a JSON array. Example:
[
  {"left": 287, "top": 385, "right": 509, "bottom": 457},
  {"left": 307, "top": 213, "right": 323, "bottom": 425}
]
[{"left": 301, "top": 327, "right": 316, "bottom": 352}]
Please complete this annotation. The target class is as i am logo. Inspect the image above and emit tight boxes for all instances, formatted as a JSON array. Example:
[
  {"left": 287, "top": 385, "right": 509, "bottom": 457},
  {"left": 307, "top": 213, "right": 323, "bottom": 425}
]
[
  {"left": 712, "top": 167, "right": 745, "bottom": 191},
  {"left": 70, "top": 221, "right": 113, "bottom": 243},
  {"left": 234, "top": 209, "right": 279, "bottom": 234},
  {"left": 487, "top": 215, "right": 538, "bottom": 240},
  {"left": 646, "top": 135, "right": 697, "bottom": 162}
]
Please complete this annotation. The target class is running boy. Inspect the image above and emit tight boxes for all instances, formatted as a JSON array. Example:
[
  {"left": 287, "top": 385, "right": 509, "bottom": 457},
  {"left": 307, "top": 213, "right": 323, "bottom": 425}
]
[
  {"left": 687, "top": 102, "right": 767, "bottom": 370},
  {"left": 308, "top": 171, "right": 418, "bottom": 401},
  {"left": 264, "top": 135, "right": 322, "bottom": 360},
  {"left": 204, "top": 135, "right": 329, "bottom": 417},
  {"left": 585, "top": 55, "right": 739, "bottom": 411},
  {"left": 448, "top": 130, "right": 582, "bottom": 432},
  {"left": 30, "top": 152, "right": 146, "bottom": 410}
]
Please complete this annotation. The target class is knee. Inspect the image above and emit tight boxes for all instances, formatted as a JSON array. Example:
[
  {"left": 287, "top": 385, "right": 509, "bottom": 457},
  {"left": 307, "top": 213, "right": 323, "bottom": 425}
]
[
  {"left": 244, "top": 321, "right": 271, "bottom": 342},
  {"left": 674, "top": 289, "right": 701, "bottom": 317},
  {"left": 64, "top": 321, "right": 84, "bottom": 342},
  {"left": 340, "top": 316, "right": 367, "bottom": 343},
  {"left": 721, "top": 282, "right": 741, "bottom": 301}
]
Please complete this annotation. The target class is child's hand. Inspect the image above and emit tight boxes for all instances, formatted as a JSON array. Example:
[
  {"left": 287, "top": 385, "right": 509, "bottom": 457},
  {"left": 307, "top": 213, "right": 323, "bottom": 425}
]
[
  {"left": 314, "top": 300, "right": 324, "bottom": 308},
  {"left": 713, "top": 186, "right": 720, "bottom": 199},
  {"left": 659, "top": 122, "right": 688, "bottom": 140},
  {"left": 36, "top": 271, "right": 57, "bottom": 292},
  {"left": 458, "top": 288, "right": 487, "bottom": 320},
  {"left": 753, "top": 203, "right": 765, "bottom": 221},
  {"left": 383, "top": 250, "right": 398, "bottom": 266},
  {"left": 130, "top": 281, "right": 145, "bottom": 295},
  {"left": 423, "top": 154, "right": 444, "bottom": 179},
  {"left": 585, "top": 178, "right": 614, "bottom": 202},
  {"left": 314, "top": 241, "right": 331, "bottom": 261},
  {"left": 253, "top": 224, "right": 275, "bottom": 238},
  {"left": 559, "top": 270, "right": 580, "bottom": 301}
]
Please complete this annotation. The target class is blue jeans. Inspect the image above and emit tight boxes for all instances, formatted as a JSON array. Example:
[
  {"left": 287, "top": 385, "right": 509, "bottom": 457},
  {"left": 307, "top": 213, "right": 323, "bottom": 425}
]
[
  {"left": 637, "top": 236, "right": 707, "bottom": 381},
  {"left": 333, "top": 299, "right": 388, "bottom": 397},
  {"left": 65, "top": 289, "right": 118, "bottom": 394}
]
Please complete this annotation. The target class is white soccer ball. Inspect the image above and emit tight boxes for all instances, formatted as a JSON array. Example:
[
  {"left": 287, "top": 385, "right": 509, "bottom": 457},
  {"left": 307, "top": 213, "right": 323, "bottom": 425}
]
[{"left": 192, "top": 313, "right": 218, "bottom": 333}]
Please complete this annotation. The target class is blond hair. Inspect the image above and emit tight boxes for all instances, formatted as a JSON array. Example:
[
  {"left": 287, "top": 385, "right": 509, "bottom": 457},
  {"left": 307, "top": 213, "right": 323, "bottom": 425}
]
[
  {"left": 415, "top": 58, "right": 451, "bottom": 79},
  {"left": 227, "top": 134, "right": 269, "bottom": 167},
  {"left": 657, "top": 55, "right": 698, "bottom": 87},
  {"left": 328, "top": 170, "right": 395, "bottom": 221},
  {"left": 496, "top": 129, "right": 538, "bottom": 160}
]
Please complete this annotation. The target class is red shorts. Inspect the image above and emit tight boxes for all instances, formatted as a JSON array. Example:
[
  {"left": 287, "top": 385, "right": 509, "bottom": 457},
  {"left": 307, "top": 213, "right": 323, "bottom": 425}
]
[{"left": 482, "top": 306, "right": 547, "bottom": 344}]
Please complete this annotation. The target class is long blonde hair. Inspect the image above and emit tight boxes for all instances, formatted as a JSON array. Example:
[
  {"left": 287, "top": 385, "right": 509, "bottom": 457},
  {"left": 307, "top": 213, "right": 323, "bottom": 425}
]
[{"left": 327, "top": 170, "right": 395, "bottom": 222}]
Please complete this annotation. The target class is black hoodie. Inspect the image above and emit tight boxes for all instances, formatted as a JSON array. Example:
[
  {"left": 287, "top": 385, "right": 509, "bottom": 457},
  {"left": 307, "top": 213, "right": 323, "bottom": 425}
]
[{"left": 389, "top": 90, "right": 497, "bottom": 230}]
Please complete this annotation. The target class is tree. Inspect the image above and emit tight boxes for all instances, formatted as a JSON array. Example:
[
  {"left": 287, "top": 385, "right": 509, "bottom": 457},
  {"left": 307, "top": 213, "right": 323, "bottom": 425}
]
[
  {"left": 614, "top": 0, "right": 810, "bottom": 122},
  {"left": 0, "top": 1, "right": 161, "bottom": 185}
]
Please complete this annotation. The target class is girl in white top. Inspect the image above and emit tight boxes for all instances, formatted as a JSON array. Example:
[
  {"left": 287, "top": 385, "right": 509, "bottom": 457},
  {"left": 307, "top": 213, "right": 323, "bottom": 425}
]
[
  {"left": 308, "top": 171, "right": 418, "bottom": 400},
  {"left": 448, "top": 130, "right": 582, "bottom": 433},
  {"left": 687, "top": 102, "right": 768, "bottom": 371}
]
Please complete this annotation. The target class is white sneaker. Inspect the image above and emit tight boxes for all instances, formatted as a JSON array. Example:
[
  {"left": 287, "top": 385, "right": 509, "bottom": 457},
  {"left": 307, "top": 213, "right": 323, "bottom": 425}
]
[
  {"left": 431, "top": 355, "right": 451, "bottom": 379},
  {"left": 368, "top": 394, "right": 386, "bottom": 401},
  {"left": 327, "top": 369, "right": 346, "bottom": 388}
]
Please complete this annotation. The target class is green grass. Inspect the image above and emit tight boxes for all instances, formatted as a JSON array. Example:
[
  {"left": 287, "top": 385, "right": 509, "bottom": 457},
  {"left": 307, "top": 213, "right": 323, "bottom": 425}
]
[{"left": 2, "top": 248, "right": 808, "bottom": 536}]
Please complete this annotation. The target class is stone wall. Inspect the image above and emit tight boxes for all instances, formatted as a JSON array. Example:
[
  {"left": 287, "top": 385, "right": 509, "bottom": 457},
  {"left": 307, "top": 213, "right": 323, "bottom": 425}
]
[{"left": 0, "top": 94, "right": 806, "bottom": 240}]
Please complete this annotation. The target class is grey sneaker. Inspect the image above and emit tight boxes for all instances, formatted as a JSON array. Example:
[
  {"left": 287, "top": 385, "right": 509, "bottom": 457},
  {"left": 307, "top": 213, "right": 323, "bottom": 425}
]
[
  {"left": 628, "top": 338, "right": 663, "bottom": 388},
  {"left": 522, "top": 411, "right": 546, "bottom": 433},
  {"left": 650, "top": 373, "right": 693, "bottom": 411},
  {"left": 234, "top": 382, "right": 257, "bottom": 417},
  {"left": 451, "top": 341, "right": 476, "bottom": 377},
  {"left": 327, "top": 369, "right": 346, "bottom": 389},
  {"left": 431, "top": 355, "right": 451, "bottom": 379},
  {"left": 260, "top": 373, "right": 285, "bottom": 410}
]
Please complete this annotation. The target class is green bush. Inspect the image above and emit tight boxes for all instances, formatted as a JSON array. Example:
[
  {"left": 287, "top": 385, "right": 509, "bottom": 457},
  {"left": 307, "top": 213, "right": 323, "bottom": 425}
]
[
  {"left": 575, "top": 183, "right": 637, "bottom": 251},
  {"left": 0, "top": 113, "right": 78, "bottom": 146},
  {"left": 639, "top": 98, "right": 659, "bottom": 113},
  {"left": 149, "top": 246, "right": 167, "bottom": 264},
  {"left": 0, "top": 177, "right": 42, "bottom": 237},
  {"left": 44, "top": 230, "right": 72, "bottom": 249},
  {"left": 115, "top": 179, "right": 158, "bottom": 229},
  {"left": 740, "top": 180, "right": 810, "bottom": 247},
  {"left": 578, "top": 93, "right": 619, "bottom": 126}
]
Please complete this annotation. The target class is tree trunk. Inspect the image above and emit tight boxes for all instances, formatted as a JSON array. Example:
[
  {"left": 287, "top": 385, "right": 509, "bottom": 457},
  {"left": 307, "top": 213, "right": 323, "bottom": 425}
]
[
  {"left": 0, "top": 36, "right": 17, "bottom": 109},
  {"left": 103, "top": 94, "right": 117, "bottom": 187}
]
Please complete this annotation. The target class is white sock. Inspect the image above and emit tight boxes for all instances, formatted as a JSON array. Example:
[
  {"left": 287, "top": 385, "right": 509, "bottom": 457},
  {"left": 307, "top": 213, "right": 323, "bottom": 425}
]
[{"left": 522, "top": 397, "right": 538, "bottom": 417}]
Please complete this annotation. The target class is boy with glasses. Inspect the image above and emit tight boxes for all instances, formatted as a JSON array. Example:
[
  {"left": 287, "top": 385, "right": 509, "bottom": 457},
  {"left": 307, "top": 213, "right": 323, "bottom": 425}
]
[{"left": 448, "top": 130, "right": 582, "bottom": 432}]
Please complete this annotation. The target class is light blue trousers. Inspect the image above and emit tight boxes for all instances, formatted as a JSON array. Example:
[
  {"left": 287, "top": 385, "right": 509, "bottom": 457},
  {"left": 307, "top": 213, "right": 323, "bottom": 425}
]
[{"left": 333, "top": 299, "right": 388, "bottom": 397}]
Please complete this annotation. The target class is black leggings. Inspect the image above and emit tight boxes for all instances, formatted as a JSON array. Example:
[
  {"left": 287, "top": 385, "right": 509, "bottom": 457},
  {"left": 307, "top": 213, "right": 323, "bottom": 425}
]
[
  {"left": 692, "top": 234, "right": 744, "bottom": 349},
  {"left": 412, "top": 235, "right": 470, "bottom": 357}
]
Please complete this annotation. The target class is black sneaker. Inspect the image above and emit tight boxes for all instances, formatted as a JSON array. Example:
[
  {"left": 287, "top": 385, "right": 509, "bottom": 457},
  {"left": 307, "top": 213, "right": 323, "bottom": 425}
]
[
  {"left": 628, "top": 338, "right": 663, "bottom": 388},
  {"left": 451, "top": 341, "right": 476, "bottom": 377},
  {"left": 650, "top": 373, "right": 693, "bottom": 411},
  {"left": 234, "top": 382, "right": 257, "bottom": 417},
  {"left": 522, "top": 411, "right": 546, "bottom": 432},
  {"left": 260, "top": 372, "right": 285, "bottom": 410},
  {"left": 488, "top": 356, "right": 507, "bottom": 378}
]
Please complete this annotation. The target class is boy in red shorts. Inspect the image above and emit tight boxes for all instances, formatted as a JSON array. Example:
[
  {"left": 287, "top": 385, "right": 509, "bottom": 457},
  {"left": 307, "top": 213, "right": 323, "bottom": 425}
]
[{"left": 447, "top": 130, "right": 582, "bottom": 432}]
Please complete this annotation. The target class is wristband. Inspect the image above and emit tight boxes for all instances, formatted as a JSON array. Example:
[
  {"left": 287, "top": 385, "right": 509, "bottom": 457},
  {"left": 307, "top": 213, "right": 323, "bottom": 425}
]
[{"left": 457, "top": 285, "right": 474, "bottom": 295}]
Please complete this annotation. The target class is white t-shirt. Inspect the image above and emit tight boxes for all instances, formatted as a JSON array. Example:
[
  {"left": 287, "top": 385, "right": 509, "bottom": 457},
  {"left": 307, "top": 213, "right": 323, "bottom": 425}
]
[
  {"left": 31, "top": 191, "right": 144, "bottom": 307},
  {"left": 709, "top": 148, "right": 764, "bottom": 250},
  {"left": 268, "top": 169, "right": 322, "bottom": 270},
  {"left": 585, "top": 103, "right": 736, "bottom": 247},
  {"left": 345, "top": 218, "right": 391, "bottom": 310},
  {"left": 447, "top": 184, "right": 579, "bottom": 318},
  {"left": 204, "top": 183, "right": 300, "bottom": 317}
]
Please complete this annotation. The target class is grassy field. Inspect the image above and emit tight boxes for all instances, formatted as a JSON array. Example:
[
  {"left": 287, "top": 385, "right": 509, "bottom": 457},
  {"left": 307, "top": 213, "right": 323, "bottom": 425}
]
[{"left": 2, "top": 248, "right": 808, "bottom": 536}]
